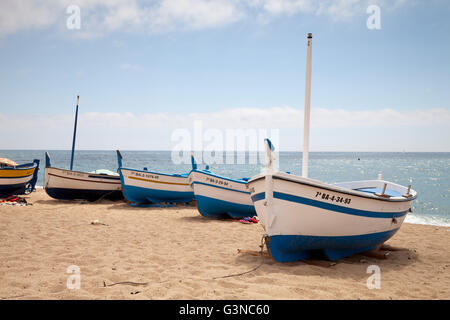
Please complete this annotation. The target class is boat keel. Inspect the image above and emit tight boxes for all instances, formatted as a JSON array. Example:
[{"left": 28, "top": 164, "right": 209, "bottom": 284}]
[
  {"left": 45, "top": 187, "right": 123, "bottom": 202},
  {"left": 267, "top": 229, "right": 399, "bottom": 262},
  {"left": 195, "top": 195, "right": 256, "bottom": 219}
]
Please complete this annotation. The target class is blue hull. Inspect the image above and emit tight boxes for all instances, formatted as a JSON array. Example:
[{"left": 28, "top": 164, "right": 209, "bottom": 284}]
[
  {"left": 267, "top": 228, "right": 399, "bottom": 262},
  {"left": 122, "top": 184, "right": 194, "bottom": 205},
  {"left": 195, "top": 195, "right": 256, "bottom": 219},
  {"left": 45, "top": 187, "right": 123, "bottom": 202}
]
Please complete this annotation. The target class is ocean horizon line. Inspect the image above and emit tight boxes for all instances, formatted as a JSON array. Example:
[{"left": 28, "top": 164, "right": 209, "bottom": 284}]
[{"left": 1, "top": 149, "right": 450, "bottom": 153}]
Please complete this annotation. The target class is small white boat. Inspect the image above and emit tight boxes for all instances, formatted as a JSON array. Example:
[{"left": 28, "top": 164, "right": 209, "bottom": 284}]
[
  {"left": 188, "top": 158, "right": 256, "bottom": 219},
  {"left": 44, "top": 152, "right": 122, "bottom": 201},
  {"left": 247, "top": 34, "right": 417, "bottom": 262},
  {"left": 44, "top": 96, "right": 122, "bottom": 201},
  {"left": 117, "top": 150, "right": 194, "bottom": 205}
]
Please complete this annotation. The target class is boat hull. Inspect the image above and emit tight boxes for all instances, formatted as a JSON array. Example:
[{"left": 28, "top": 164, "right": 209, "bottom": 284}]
[
  {"left": 248, "top": 172, "right": 416, "bottom": 261},
  {"left": 0, "top": 161, "right": 39, "bottom": 197},
  {"left": 45, "top": 187, "right": 123, "bottom": 201},
  {"left": 44, "top": 167, "right": 123, "bottom": 201},
  {"left": 267, "top": 229, "right": 400, "bottom": 262},
  {"left": 189, "top": 170, "right": 255, "bottom": 219},
  {"left": 0, "top": 179, "right": 33, "bottom": 197},
  {"left": 119, "top": 168, "right": 194, "bottom": 204}
]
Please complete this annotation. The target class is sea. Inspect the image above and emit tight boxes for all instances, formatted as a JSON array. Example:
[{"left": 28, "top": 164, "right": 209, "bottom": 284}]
[{"left": 2, "top": 150, "right": 449, "bottom": 227}]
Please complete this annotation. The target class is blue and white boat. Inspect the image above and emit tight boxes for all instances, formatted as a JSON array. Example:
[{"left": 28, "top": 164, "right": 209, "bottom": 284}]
[
  {"left": 0, "top": 158, "right": 40, "bottom": 197},
  {"left": 246, "top": 33, "right": 417, "bottom": 262},
  {"left": 248, "top": 139, "right": 417, "bottom": 261},
  {"left": 117, "top": 150, "right": 194, "bottom": 205},
  {"left": 188, "top": 158, "right": 256, "bottom": 219}
]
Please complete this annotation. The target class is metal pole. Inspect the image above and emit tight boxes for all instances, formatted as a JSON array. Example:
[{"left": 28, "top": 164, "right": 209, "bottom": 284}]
[
  {"left": 70, "top": 95, "right": 79, "bottom": 171},
  {"left": 302, "top": 33, "right": 312, "bottom": 178}
]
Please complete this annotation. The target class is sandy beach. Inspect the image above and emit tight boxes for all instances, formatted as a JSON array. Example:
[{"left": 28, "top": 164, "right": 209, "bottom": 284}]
[{"left": 0, "top": 189, "right": 449, "bottom": 300}]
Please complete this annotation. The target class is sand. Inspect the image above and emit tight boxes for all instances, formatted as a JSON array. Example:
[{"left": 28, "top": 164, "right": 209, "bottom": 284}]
[{"left": 0, "top": 189, "right": 449, "bottom": 300}]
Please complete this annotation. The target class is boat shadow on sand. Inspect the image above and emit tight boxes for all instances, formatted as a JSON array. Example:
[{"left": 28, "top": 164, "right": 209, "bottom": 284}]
[
  {"left": 230, "top": 243, "right": 418, "bottom": 281},
  {"left": 178, "top": 215, "right": 253, "bottom": 224},
  {"left": 105, "top": 202, "right": 197, "bottom": 212},
  {"left": 34, "top": 199, "right": 120, "bottom": 206}
]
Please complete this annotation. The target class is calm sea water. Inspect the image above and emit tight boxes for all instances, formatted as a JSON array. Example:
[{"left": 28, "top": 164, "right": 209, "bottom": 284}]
[{"left": 2, "top": 150, "right": 449, "bottom": 227}]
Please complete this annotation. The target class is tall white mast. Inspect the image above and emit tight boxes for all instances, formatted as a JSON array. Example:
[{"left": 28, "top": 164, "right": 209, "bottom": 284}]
[{"left": 302, "top": 33, "right": 312, "bottom": 178}]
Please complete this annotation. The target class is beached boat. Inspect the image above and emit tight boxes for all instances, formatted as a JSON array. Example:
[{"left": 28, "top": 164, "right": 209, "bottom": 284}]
[
  {"left": 44, "top": 152, "right": 122, "bottom": 201},
  {"left": 188, "top": 157, "right": 256, "bottom": 219},
  {"left": 247, "top": 34, "right": 417, "bottom": 262},
  {"left": 248, "top": 140, "right": 417, "bottom": 261},
  {"left": 44, "top": 96, "right": 122, "bottom": 201},
  {"left": 0, "top": 158, "right": 40, "bottom": 197},
  {"left": 116, "top": 150, "right": 194, "bottom": 205}
]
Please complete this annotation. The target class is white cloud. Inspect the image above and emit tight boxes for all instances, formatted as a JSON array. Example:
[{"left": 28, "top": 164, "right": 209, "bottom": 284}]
[
  {"left": 101, "top": 1, "right": 143, "bottom": 31},
  {"left": 316, "top": 0, "right": 363, "bottom": 20},
  {"left": 254, "top": 0, "right": 408, "bottom": 21},
  {"left": 0, "top": 0, "right": 244, "bottom": 38},
  {"left": 0, "top": 0, "right": 411, "bottom": 38},
  {"left": 71, "top": 106, "right": 450, "bottom": 129},
  {"left": 248, "top": 0, "right": 315, "bottom": 16},
  {"left": 1, "top": 106, "right": 449, "bottom": 151},
  {"left": 2, "top": 106, "right": 449, "bottom": 131},
  {"left": 148, "top": 0, "right": 244, "bottom": 32},
  {"left": 0, "top": 0, "right": 58, "bottom": 36}
]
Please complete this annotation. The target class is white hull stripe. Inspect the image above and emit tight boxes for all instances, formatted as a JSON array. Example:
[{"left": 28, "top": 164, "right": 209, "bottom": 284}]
[
  {"left": 47, "top": 172, "right": 120, "bottom": 185},
  {"left": 250, "top": 174, "right": 416, "bottom": 202},
  {"left": 191, "top": 181, "right": 250, "bottom": 194},
  {"left": 252, "top": 192, "right": 408, "bottom": 218},
  {"left": 0, "top": 176, "right": 32, "bottom": 185}
]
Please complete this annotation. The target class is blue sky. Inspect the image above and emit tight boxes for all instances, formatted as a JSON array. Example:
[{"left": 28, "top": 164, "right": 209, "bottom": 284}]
[{"left": 0, "top": 0, "right": 449, "bottom": 151}]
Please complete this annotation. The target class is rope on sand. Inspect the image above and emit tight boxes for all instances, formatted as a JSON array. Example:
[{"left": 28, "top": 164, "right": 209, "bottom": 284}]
[
  {"left": 90, "top": 190, "right": 120, "bottom": 203},
  {"left": 68, "top": 220, "right": 109, "bottom": 228},
  {"left": 212, "top": 234, "right": 269, "bottom": 280},
  {"left": 103, "top": 281, "right": 149, "bottom": 287}
]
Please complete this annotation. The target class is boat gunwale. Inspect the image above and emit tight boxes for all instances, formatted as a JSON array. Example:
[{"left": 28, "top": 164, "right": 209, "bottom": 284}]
[
  {"left": 119, "top": 167, "right": 190, "bottom": 179},
  {"left": 191, "top": 181, "right": 251, "bottom": 195},
  {"left": 0, "top": 162, "right": 38, "bottom": 171},
  {"left": 247, "top": 173, "right": 417, "bottom": 203},
  {"left": 189, "top": 169, "right": 249, "bottom": 184},
  {"left": 46, "top": 167, "right": 121, "bottom": 184}
]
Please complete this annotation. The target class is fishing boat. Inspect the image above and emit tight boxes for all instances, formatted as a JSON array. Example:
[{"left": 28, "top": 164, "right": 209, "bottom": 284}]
[
  {"left": 0, "top": 158, "right": 40, "bottom": 197},
  {"left": 116, "top": 150, "right": 194, "bottom": 205},
  {"left": 44, "top": 96, "right": 122, "bottom": 201},
  {"left": 188, "top": 157, "right": 256, "bottom": 219},
  {"left": 247, "top": 34, "right": 417, "bottom": 262}
]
